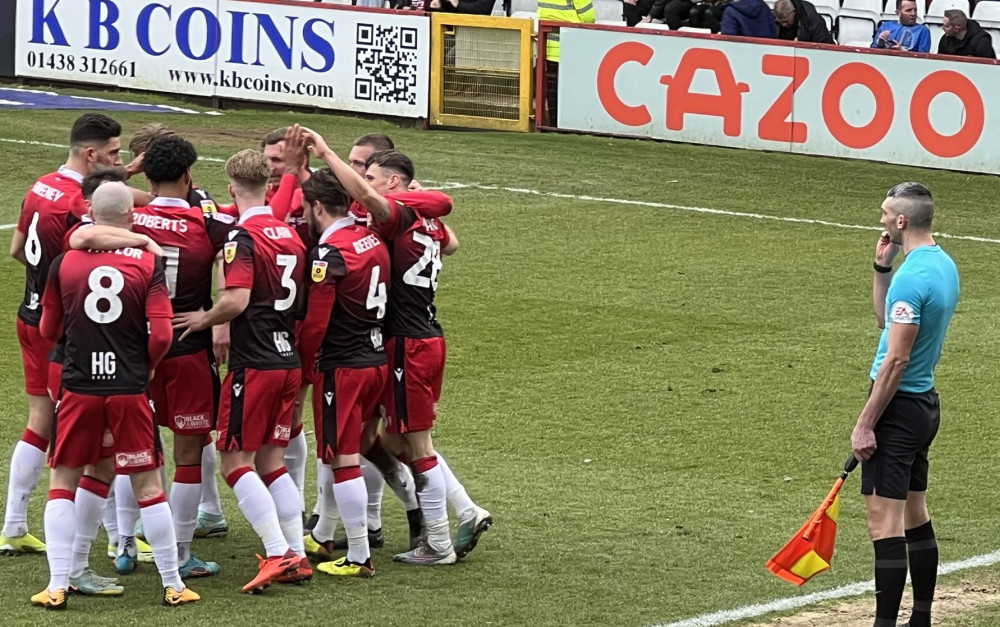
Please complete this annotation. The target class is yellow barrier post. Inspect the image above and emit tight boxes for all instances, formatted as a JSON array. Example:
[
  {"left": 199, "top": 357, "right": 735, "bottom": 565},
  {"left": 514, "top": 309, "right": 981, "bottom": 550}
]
[{"left": 430, "top": 13, "right": 534, "bottom": 132}]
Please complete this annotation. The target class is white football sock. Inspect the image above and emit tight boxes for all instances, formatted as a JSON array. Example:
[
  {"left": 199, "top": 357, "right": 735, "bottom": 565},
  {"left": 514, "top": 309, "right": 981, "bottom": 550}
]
[
  {"left": 266, "top": 471, "right": 305, "bottom": 557},
  {"left": 3, "top": 436, "right": 47, "bottom": 537},
  {"left": 231, "top": 471, "right": 288, "bottom": 557},
  {"left": 284, "top": 431, "right": 308, "bottom": 510},
  {"left": 415, "top": 461, "right": 451, "bottom": 552},
  {"left": 199, "top": 442, "right": 223, "bottom": 516},
  {"left": 333, "top": 472, "right": 369, "bottom": 564},
  {"left": 114, "top": 475, "right": 140, "bottom": 536},
  {"left": 70, "top": 480, "right": 108, "bottom": 578},
  {"left": 360, "top": 457, "right": 384, "bottom": 531},
  {"left": 384, "top": 460, "right": 419, "bottom": 511},
  {"left": 170, "top": 466, "right": 201, "bottom": 565},
  {"left": 45, "top": 497, "right": 75, "bottom": 591},
  {"left": 312, "top": 461, "right": 323, "bottom": 517},
  {"left": 437, "top": 453, "right": 477, "bottom": 521},
  {"left": 139, "top": 498, "right": 183, "bottom": 590},
  {"left": 312, "top": 464, "right": 340, "bottom": 542},
  {"left": 103, "top": 485, "right": 119, "bottom": 549}
]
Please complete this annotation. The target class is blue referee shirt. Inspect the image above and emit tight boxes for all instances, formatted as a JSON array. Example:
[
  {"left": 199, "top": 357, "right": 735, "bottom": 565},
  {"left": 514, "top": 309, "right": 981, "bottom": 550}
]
[{"left": 870, "top": 245, "right": 959, "bottom": 393}]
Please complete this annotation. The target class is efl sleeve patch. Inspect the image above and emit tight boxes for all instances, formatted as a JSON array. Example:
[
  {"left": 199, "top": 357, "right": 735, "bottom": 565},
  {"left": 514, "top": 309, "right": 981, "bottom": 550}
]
[
  {"left": 312, "top": 260, "right": 328, "bottom": 282},
  {"left": 224, "top": 241, "right": 238, "bottom": 264},
  {"left": 889, "top": 301, "right": 919, "bottom": 325}
]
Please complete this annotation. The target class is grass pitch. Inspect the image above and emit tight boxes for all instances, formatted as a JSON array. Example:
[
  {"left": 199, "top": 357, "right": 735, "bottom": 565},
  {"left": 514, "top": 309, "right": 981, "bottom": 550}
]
[{"left": 1, "top": 85, "right": 1000, "bottom": 626}]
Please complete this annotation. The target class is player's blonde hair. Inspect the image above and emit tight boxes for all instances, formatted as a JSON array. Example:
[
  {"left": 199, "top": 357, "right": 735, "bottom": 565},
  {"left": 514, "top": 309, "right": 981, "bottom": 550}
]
[
  {"left": 129, "top": 123, "right": 177, "bottom": 156},
  {"left": 225, "top": 149, "right": 270, "bottom": 194}
]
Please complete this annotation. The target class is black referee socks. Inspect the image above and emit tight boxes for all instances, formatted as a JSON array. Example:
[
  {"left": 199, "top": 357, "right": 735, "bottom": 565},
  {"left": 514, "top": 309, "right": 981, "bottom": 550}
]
[
  {"left": 905, "top": 521, "right": 938, "bottom": 627},
  {"left": 873, "top": 536, "right": 908, "bottom": 627}
]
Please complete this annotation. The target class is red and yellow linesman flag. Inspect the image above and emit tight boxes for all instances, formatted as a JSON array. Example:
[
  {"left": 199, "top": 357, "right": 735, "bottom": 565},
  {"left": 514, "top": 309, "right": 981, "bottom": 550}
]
[{"left": 767, "top": 455, "right": 859, "bottom": 586}]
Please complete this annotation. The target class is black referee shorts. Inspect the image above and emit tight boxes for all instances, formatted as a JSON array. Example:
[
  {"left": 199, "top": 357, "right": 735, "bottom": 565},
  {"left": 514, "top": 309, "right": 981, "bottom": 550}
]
[{"left": 861, "top": 387, "right": 940, "bottom": 500}]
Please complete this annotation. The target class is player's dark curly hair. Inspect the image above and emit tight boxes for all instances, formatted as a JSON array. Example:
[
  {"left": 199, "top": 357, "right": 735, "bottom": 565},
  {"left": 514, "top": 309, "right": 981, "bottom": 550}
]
[
  {"left": 70, "top": 113, "right": 121, "bottom": 148},
  {"left": 366, "top": 150, "right": 414, "bottom": 185},
  {"left": 144, "top": 136, "right": 198, "bottom": 184},
  {"left": 301, "top": 169, "right": 350, "bottom": 216}
]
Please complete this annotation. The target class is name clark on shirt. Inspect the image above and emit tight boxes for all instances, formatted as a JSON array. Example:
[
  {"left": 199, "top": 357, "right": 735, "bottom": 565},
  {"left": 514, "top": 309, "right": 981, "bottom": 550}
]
[{"left": 353, "top": 234, "right": 381, "bottom": 255}]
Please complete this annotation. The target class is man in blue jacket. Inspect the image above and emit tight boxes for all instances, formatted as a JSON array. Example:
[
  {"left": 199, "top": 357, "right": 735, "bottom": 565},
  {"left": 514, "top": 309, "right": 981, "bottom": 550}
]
[
  {"left": 721, "top": 0, "right": 777, "bottom": 38},
  {"left": 872, "top": 0, "right": 931, "bottom": 52}
]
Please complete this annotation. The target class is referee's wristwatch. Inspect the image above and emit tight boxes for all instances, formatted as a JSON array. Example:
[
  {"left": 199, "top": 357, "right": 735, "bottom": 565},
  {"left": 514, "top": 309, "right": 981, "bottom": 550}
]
[{"left": 873, "top": 262, "right": 892, "bottom": 273}]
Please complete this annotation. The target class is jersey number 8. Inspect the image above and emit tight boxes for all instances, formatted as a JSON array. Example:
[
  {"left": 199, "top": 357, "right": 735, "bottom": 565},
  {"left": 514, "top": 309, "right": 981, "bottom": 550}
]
[{"left": 84, "top": 266, "right": 125, "bottom": 324}]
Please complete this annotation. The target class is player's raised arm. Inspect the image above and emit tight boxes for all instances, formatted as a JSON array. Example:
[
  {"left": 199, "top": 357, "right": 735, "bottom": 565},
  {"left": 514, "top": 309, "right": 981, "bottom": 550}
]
[
  {"left": 873, "top": 231, "right": 899, "bottom": 329},
  {"left": 298, "top": 125, "right": 391, "bottom": 222}
]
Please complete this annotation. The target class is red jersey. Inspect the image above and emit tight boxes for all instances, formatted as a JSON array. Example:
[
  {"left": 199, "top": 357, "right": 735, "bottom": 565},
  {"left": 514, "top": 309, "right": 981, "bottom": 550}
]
[
  {"left": 371, "top": 201, "right": 450, "bottom": 339},
  {"left": 299, "top": 217, "right": 390, "bottom": 373},
  {"left": 17, "top": 167, "right": 87, "bottom": 326},
  {"left": 41, "top": 247, "right": 173, "bottom": 395},
  {"left": 348, "top": 190, "right": 453, "bottom": 227},
  {"left": 223, "top": 206, "right": 306, "bottom": 371},
  {"left": 132, "top": 197, "right": 234, "bottom": 357}
]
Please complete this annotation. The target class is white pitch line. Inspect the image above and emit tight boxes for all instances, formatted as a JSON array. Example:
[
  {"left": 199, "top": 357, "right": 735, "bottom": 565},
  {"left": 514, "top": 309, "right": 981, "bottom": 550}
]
[
  {"left": 2, "top": 137, "right": 999, "bottom": 246},
  {"left": 651, "top": 549, "right": 1000, "bottom": 627},
  {"left": 0, "top": 224, "right": 16, "bottom": 230},
  {"left": 421, "top": 181, "right": 1000, "bottom": 246}
]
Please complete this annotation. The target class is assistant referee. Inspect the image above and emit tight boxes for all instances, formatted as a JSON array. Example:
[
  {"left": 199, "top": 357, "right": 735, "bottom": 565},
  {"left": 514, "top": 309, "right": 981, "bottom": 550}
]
[{"left": 851, "top": 182, "right": 959, "bottom": 627}]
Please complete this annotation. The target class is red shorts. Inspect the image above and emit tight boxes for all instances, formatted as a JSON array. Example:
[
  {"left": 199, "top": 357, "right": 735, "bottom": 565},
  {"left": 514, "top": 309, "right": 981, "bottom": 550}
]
[
  {"left": 17, "top": 319, "right": 54, "bottom": 397},
  {"left": 148, "top": 350, "right": 219, "bottom": 435},
  {"left": 314, "top": 365, "right": 387, "bottom": 459},
  {"left": 382, "top": 336, "right": 445, "bottom": 435},
  {"left": 47, "top": 360, "right": 63, "bottom": 403},
  {"left": 217, "top": 368, "right": 300, "bottom": 452},
  {"left": 50, "top": 391, "right": 162, "bottom": 474}
]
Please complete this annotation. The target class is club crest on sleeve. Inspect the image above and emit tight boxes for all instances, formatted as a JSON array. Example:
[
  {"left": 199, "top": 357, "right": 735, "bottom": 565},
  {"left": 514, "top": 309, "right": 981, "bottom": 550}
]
[
  {"left": 224, "top": 241, "right": 237, "bottom": 263},
  {"left": 889, "top": 301, "right": 916, "bottom": 324},
  {"left": 312, "top": 260, "right": 328, "bottom": 282}
]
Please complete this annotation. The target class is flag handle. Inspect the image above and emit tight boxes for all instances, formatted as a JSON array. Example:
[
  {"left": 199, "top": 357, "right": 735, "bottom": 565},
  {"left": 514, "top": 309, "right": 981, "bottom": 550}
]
[
  {"left": 802, "top": 455, "right": 858, "bottom": 541},
  {"left": 843, "top": 454, "right": 859, "bottom": 476}
]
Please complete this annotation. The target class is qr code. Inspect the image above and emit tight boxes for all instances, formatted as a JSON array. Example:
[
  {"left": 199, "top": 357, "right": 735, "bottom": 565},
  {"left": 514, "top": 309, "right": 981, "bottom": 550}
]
[{"left": 355, "top": 24, "right": 420, "bottom": 106}]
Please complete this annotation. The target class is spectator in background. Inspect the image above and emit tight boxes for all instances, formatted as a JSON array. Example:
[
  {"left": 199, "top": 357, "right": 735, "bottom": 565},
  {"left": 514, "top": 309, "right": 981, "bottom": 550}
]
[
  {"left": 539, "top": 0, "right": 596, "bottom": 125},
  {"left": 688, "top": 0, "right": 728, "bottom": 32},
  {"left": 872, "top": 0, "right": 931, "bottom": 52},
  {"left": 624, "top": 0, "right": 656, "bottom": 27},
  {"left": 774, "top": 0, "right": 834, "bottom": 42},
  {"left": 938, "top": 9, "right": 997, "bottom": 57},
  {"left": 720, "top": 0, "right": 777, "bottom": 37}
]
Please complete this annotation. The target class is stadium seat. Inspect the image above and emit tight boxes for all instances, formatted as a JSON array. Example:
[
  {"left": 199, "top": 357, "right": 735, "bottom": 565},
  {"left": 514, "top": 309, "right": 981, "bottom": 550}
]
[
  {"left": 636, "top": 20, "right": 673, "bottom": 28},
  {"left": 836, "top": 9, "right": 879, "bottom": 44},
  {"left": 972, "top": 0, "right": 1000, "bottom": 22},
  {"left": 596, "top": 18, "right": 625, "bottom": 23},
  {"left": 842, "top": 0, "right": 881, "bottom": 14},
  {"left": 510, "top": 0, "right": 538, "bottom": 13},
  {"left": 926, "top": 0, "right": 967, "bottom": 15},
  {"left": 678, "top": 26, "right": 713, "bottom": 31},
  {"left": 988, "top": 27, "right": 1000, "bottom": 56},
  {"left": 594, "top": 0, "right": 624, "bottom": 21},
  {"left": 926, "top": 21, "right": 944, "bottom": 48},
  {"left": 810, "top": 0, "right": 838, "bottom": 29}
]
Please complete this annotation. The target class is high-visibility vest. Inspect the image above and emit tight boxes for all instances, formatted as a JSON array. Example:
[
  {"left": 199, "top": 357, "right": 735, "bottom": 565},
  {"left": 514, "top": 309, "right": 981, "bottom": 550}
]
[{"left": 538, "top": 0, "right": 596, "bottom": 62}]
